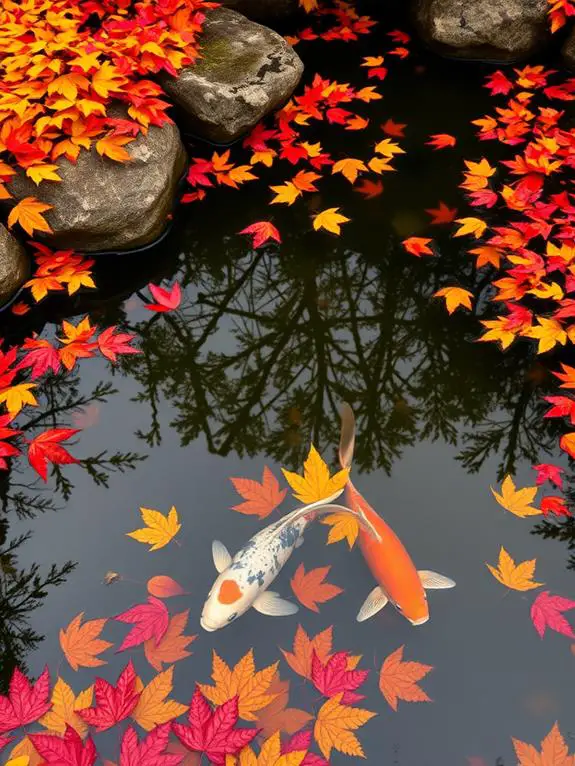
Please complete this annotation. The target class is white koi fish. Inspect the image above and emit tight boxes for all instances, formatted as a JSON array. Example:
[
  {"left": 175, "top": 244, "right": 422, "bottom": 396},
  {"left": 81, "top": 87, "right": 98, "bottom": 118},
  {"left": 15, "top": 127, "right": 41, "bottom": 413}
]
[{"left": 200, "top": 489, "right": 380, "bottom": 631}]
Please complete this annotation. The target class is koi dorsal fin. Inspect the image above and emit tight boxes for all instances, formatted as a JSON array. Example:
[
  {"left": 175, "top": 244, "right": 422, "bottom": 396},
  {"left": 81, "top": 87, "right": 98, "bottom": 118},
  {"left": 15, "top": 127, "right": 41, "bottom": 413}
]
[
  {"left": 212, "top": 540, "right": 232, "bottom": 573},
  {"left": 418, "top": 570, "right": 456, "bottom": 589}
]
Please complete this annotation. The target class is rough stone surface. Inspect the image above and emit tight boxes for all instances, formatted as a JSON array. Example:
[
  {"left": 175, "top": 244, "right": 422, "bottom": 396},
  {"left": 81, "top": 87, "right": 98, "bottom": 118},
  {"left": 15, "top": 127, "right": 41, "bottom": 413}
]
[
  {"left": 7, "top": 117, "right": 187, "bottom": 252},
  {"left": 160, "top": 8, "right": 304, "bottom": 143},
  {"left": 0, "top": 225, "right": 29, "bottom": 307},
  {"left": 413, "top": 0, "right": 549, "bottom": 62},
  {"left": 562, "top": 27, "right": 575, "bottom": 69},
  {"left": 220, "top": 0, "right": 298, "bottom": 25}
]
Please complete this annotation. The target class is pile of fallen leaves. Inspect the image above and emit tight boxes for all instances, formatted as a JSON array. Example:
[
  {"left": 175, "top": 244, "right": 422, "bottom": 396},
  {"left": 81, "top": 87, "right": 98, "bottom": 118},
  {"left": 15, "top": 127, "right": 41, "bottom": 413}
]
[{"left": 0, "top": 0, "right": 213, "bottom": 238}]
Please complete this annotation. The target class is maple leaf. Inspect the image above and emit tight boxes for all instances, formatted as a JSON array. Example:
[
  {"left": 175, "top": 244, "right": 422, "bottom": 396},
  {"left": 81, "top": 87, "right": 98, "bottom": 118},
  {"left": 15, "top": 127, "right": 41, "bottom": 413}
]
[
  {"left": 0, "top": 383, "right": 37, "bottom": 416},
  {"left": 115, "top": 596, "right": 170, "bottom": 652},
  {"left": 7, "top": 737, "right": 42, "bottom": 766},
  {"left": 0, "top": 666, "right": 51, "bottom": 734},
  {"left": 132, "top": 666, "right": 188, "bottom": 731},
  {"left": 290, "top": 564, "right": 343, "bottom": 612},
  {"left": 313, "top": 692, "right": 375, "bottom": 759},
  {"left": 544, "top": 395, "right": 575, "bottom": 425},
  {"left": 321, "top": 512, "right": 359, "bottom": 548},
  {"left": 281, "top": 625, "right": 333, "bottom": 679},
  {"left": 253, "top": 673, "right": 312, "bottom": 738},
  {"left": 331, "top": 158, "right": 367, "bottom": 184},
  {"left": 531, "top": 591, "right": 575, "bottom": 639},
  {"left": 39, "top": 678, "right": 93, "bottom": 738},
  {"left": 60, "top": 613, "right": 112, "bottom": 672},
  {"left": 18, "top": 338, "right": 60, "bottom": 379},
  {"left": 374, "top": 138, "right": 405, "bottom": 159},
  {"left": 144, "top": 610, "right": 196, "bottom": 672},
  {"left": 490, "top": 475, "right": 540, "bottom": 517},
  {"left": 433, "top": 286, "right": 474, "bottom": 315},
  {"left": 426, "top": 133, "right": 456, "bottom": 149},
  {"left": 282, "top": 443, "right": 349, "bottom": 504},
  {"left": 119, "top": 723, "right": 182, "bottom": 766},
  {"left": 311, "top": 651, "right": 368, "bottom": 704},
  {"left": 381, "top": 118, "right": 406, "bottom": 137},
  {"left": 28, "top": 428, "right": 79, "bottom": 481},
  {"left": 292, "top": 170, "right": 321, "bottom": 192},
  {"left": 486, "top": 546, "right": 544, "bottom": 592},
  {"left": 7, "top": 197, "right": 53, "bottom": 236},
  {"left": 78, "top": 661, "right": 140, "bottom": 732},
  {"left": 58, "top": 318, "right": 98, "bottom": 371},
  {"left": 147, "top": 576, "right": 187, "bottom": 599},
  {"left": 354, "top": 179, "right": 383, "bottom": 199},
  {"left": 145, "top": 282, "right": 182, "bottom": 312},
  {"left": 96, "top": 135, "right": 133, "bottom": 162},
  {"left": 454, "top": 217, "right": 488, "bottom": 239},
  {"left": 402, "top": 237, "right": 433, "bottom": 257},
  {"left": 173, "top": 688, "right": 259, "bottom": 766},
  {"left": 524, "top": 317, "right": 567, "bottom": 354},
  {"left": 127, "top": 505, "right": 181, "bottom": 551},
  {"left": 270, "top": 182, "right": 301, "bottom": 205},
  {"left": 540, "top": 496, "right": 571, "bottom": 518},
  {"left": 425, "top": 201, "right": 458, "bottom": 225},
  {"left": 312, "top": 208, "right": 350, "bottom": 235},
  {"left": 561, "top": 432, "right": 575, "bottom": 459},
  {"left": 230, "top": 466, "right": 287, "bottom": 519},
  {"left": 30, "top": 726, "right": 97, "bottom": 766},
  {"left": 513, "top": 722, "right": 574, "bottom": 766},
  {"left": 97, "top": 327, "right": 139, "bottom": 363},
  {"left": 199, "top": 650, "right": 278, "bottom": 722},
  {"left": 379, "top": 646, "right": 432, "bottom": 712},
  {"left": 533, "top": 463, "right": 564, "bottom": 489},
  {"left": 239, "top": 222, "right": 281, "bottom": 249}
]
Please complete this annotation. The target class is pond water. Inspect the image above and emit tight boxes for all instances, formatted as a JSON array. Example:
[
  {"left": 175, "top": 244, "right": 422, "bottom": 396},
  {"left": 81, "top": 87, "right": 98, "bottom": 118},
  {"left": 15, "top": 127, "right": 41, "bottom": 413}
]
[{"left": 2, "top": 3, "right": 575, "bottom": 765}]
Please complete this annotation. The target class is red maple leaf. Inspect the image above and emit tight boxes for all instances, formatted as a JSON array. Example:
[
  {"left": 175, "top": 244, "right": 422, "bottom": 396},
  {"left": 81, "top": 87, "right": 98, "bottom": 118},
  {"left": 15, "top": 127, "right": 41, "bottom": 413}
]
[
  {"left": 484, "top": 71, "right": 514, "bottom": 96},
  {"left": 173, "top": 688, "right": 259, "bottom": 766},
  {"left": 310, "top": 651, "right": 368, "bottom": 704},
  {"left": 402, "top": 237, "right": 434, "bottom": 257},
  {"left": 145, "top": 282, "right": 182, "bottom": 312},
  {"left": 426, "top": 133, "right": 456, "bottom": 150},
  {"left": 17, "top": 337, "right": 60, "bottom": 379},
  {"left": 0, "top": 666, "right": 51, "bottom": 733},
  {"left": 355, "top": 179, "right": 383, "bottom": 199},
  {"left": 543, "top": 395, "right": 575, "bottom": 425},
  {"left": 97, "top": 326, "right": 140, "bottom": 363},
  {"left": 532, "top": 463, "right": 564, "bottom": 489},
  {"left": 78, "top": 661, "right": 140, "bottom": 732},
  {"left": 114, "top": 596, "right": 170, "bottom": 652},
  {"left": 283, "top": 731, "right": 328, "bottom": 766},
  {"left": 31, "top": 725, "right": 97, "bottom": 766},
  {"left": 0, "top": 414, "right": 21, "bottom": 470},
  {"left": 531, "top": 591, "right": 575, "bottom": 639},
  {"left": 28, "top": 428, "right": 80, "bottom": 481},
  {"left": 540, "top": 495, "right": 571, "bottom": 518},
  {"left": 0, "top": 735, "right": 13, "bottom": 751},
  {"left": 238, "top": 222, "right": 281, "bottom": 249},
  {"left": 120, "top": 723, "right": 183, "bottom": 766},
  {"left": 425, "top": 201, "right": 458, "bottom": 225},
  {"left": 381, "top": 119, "right": 406, "bottom": 138}
]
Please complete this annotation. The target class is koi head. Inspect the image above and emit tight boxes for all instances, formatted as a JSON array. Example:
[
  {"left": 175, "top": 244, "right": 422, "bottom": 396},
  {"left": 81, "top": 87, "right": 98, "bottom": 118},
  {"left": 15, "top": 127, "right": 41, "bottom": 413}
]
[
  {"left": 200, "top": 573, "right": 253, "bottom": 631},
  {"left": 392, "top": 589, "right": 429, "bottom": 626}
]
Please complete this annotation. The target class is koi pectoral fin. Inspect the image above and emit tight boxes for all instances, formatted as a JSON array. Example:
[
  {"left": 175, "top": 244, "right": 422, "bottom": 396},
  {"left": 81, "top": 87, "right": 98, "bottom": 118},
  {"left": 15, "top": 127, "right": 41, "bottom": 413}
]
[
  {"left": 356, "top": 586, "right": 389, "bottom": 622},
  {"left": 418, "top": 570, "right": 456, "bottom": 589},
  {"left": 212, "top": 540, "right": 232, "bottom": 573},
  {"left": 253, "top": 590, "right": 299, "bottom": 617}
]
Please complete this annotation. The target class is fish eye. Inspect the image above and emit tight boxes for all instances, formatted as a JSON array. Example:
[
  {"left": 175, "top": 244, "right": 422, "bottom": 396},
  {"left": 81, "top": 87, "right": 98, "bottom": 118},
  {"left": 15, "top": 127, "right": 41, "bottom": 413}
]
[
  {"left": 227, "top": 612, "right": 238, "bottom": 623},
  {"left": 393, "top": 601, "right": 403, "bottom": 612}
]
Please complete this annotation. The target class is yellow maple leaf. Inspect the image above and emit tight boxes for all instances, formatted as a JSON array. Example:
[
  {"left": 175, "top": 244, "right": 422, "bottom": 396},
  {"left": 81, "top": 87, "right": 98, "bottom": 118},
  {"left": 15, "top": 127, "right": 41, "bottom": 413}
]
[
  {"left": 312, "top": 208, "right": 350, "bottom": 235},
  {"left": 132, "top": 666, "right": 188, "bottom": 731},
  {"left": 126, "top": 506, "right": 181, "bottom": 551},
  {"left": 39, "top": 677, "right": 93, "bottom": 737},
  {"left": 96, "top": 134, "right": 133, "bottom": 162},
  {"left": 7, "top": 196, "right": 53, "bottom": 236},
  {"left": 522, "top": 317, "right": 567, "bottom": 354},
  {"left": 454, "top": 217, "right": 487, "bottom": 239},
  {"left": 270, "top": 182, "right": 301, "bottom": 205},
  {"left": 490, "top": 475, "right": 541, "bottom": 518},
  {"left": 199, "top": 649, "right": 278, "bottom": 721},
  {"left": 0, "top": 383, "right": 37, "bottom": 415},
  {"left": 486, "top": 546, "right": 543, "bottom": 592},
  {"left": 464, "top": 158, "right": 496, "bottom": 177},
  {"left": 8, "top": 738, "right": 42, "bottom": 766},
  {"left": 331, "top": 158, "right": 367, "bottom": 184},
  {"left": 433, "top": 286, "right": 473, "bottom": 315},
  {"left": 478, "top": 318, "right": 517, "bottom": 350},
  {"left": 282, "top": 444, "right": 349, "bottom": 504},
  {"left": 374, "top": 138, "right": 405, "bottom": 158},
  {"left": 367, "top": 156, "right": 395, "bottom": 174},
  {"left": 5, "top": 758, "right": 30, "bottom": 766},
  {"left": 298, "top": 0, "right": 318, "bottom": 13},
  {"left": 26, "top": 163, "right": 61, "bottom": 185},
  {"left": 355, "top": 86, "right": 383, "bottom": 102},
  {"left": 228, "top": 731, "right": 307, "bottom": 766},
  {"left": 321, "top": 513, "right": 359, "bottom": 549},
  {"left": 313, "top": 692, "right": 376, "bottom": 759}
]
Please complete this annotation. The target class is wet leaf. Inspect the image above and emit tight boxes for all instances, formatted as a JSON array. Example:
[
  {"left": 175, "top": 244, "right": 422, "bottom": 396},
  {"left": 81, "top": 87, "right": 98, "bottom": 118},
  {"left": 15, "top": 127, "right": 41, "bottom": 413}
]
[
  {"left": 30, "top": 727, "right": 97, "bottom": 766},
  {"left": 490, "top": 475, "right": 541, "bottom": 517},
  {"left": 7, "top": 197, "right": 53, "bottom": 236},
  {"left": 230, "top": 466, "right": 287, "bottom": 518},
  {"left": 119, "top": 723, "right": 182, "bottom": 766},
  {"left": 290, "top": 564, "right": 343, "bottom": 612},
  {"left": 312, "top": 208, "right": 350, "bottom": 235},
  {"left": 59, "top": 613, "right": 112, "bottom": 672},
  {"left": 28, "top": 428, "right": 79, "bottom": 481},
  {"left": 132, "top": 666, "right": 188, "bottom": 731},
  {"left": 454, "top": 217, "right": 488, "bottom": 239},
  {"left": 282, "top": 444, "right": 349, "bottom": 504},
  {"left": 145, "top": 282, "right": 182, "bottom": 312},
  {"left": 313, "top": 692, "right": 375, "bottom": 759},
  {"left": 513, "top": 722, "right": 573, "bottom": 766},
  {"left": 433, "top": 287, "right": 474, "bottom": 314},
  {"left": 486, "top": 547, "right": 543, "bottom": 591},
  {"left": 114, "top": 596, "right": 170, "bottom": 652},
  {"left": 311, "top": 651, "right": 368, "bottom": 704},
  {"left": 127, "top": 506, "right": 181, "bottom": 551},
  {"left": 147, "top": 575, "right": 187, "bottom": 598},
  {"left": 144, "top": 610, "right": 196, "bottom": 672},
  {"left": 425, "top": 201, "right": 458, "bottom": 225},
  {"left": 39, "top": 678, "right": 93, "bottom": 737},
  {"left": 426, "top": 133, "right": 456, "bottom": 149},
  {"left": 253, "top": 673, "right": 312, "bottom": 738},
  {"left": 531, "top": 591, "right": 575, "bottom": 639},
  {"left": 281, "top": 624, "right": 333, "bottom": 679},
  {"left": 321, "top": 512, "right": 359, "bottom": 548},
  {"left": 402, "top": 237, "right": 433, "bottom": 257},
  {"left": 379, "top": 646, "right": 433, "bottom": 711},
  {"left": 239, "top": 222, "right": 281, "bottom": 249},
  {"left": 0, "top": 667, "right": 51, "bottom": 733},
  {"left": 331, "top": 158, "right": 367, "bottom": 184},
  {"left": 78, "top": 661, "right": 140, "bottom": 732}
]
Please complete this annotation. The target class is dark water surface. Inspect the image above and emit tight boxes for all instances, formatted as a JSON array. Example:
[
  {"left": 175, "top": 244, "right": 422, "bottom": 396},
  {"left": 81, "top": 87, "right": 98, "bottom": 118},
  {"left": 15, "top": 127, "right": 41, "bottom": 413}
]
[{"left": 2, "top": 6, "right": 575, "bottom": 765}]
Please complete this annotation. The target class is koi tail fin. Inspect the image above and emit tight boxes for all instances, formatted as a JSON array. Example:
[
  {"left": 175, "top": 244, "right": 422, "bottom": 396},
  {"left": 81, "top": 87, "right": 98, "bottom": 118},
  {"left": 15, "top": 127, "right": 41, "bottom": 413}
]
[{"left": 339, "top": 402, "right": 356, "bottom": 470}]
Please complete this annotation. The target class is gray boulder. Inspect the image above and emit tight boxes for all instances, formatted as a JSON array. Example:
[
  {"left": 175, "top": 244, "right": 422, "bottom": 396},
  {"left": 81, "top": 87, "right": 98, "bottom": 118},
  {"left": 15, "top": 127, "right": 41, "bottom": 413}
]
[
  {"left": 160, "top": 8, "right": 303, "bottom": 144},
  {"left": 7, "top": 118, "right": 187, "bottom": 252},
  {"left": 413, "top": 0, "right": 549, "bottom": 62},
  {"left": 562, "top": 27, "right": 575, "bottom": 69},
  {"left": 220, "top": 0, "right": 298, "bottom": 25},
  {"left": 0, "top": 225, "right": 29, "bottom": 307}
]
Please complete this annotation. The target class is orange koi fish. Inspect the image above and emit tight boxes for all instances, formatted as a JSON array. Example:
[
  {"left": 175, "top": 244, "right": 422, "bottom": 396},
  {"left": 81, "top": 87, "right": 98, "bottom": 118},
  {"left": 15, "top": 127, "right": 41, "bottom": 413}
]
[{"left": 339, "top": 403, "right": 455, "bottom": 625}]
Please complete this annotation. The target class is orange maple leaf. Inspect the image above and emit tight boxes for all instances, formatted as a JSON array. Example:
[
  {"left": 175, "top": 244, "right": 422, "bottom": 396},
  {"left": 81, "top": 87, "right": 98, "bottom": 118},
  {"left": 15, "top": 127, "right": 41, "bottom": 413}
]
[
  {"left": 281, "top": 624, "right": 333, "bottom": 679},
  {"left": 290, "top": 564, "right": 343, "bottom": 612},
  {"left": 7, "top": 197, "right": 53, "bottom": 236},
  {"left": 254, "top": 672, "right": 313, "bottom": 738},
  {"left": 144, "top": 610, "right": 196, "bottom": 672},
  {"left": 95, "top": 134, "right": 133, "bottom": 162},
  {"left": 59, "top": 612, "right": 113, "bottom": 671},
  {"left": 378, "top": 645, "right": 433, "bottom": 711},
  {"left": 313, "top": 692, "right": 376, "bottom": 759},
  {"left": 513, "top": 721, "right": 574, "bottom": 766},
  {"left": 230, "top": 466, "right": 287, "bottom": 519}
]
